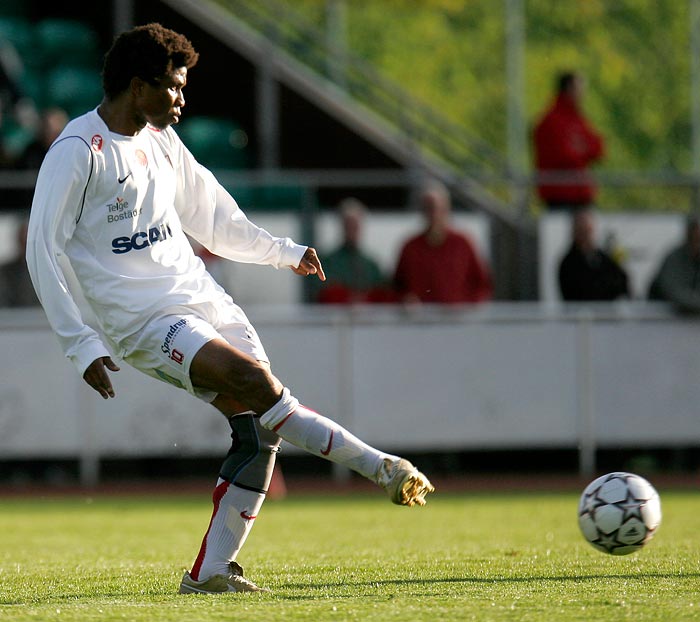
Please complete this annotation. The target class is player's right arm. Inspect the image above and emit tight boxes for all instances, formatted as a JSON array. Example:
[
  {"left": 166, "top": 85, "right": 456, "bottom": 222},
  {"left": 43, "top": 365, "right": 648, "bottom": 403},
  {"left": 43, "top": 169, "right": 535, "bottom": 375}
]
[{"left": 26, "top": 137, "right": 115, "bottom": 393}]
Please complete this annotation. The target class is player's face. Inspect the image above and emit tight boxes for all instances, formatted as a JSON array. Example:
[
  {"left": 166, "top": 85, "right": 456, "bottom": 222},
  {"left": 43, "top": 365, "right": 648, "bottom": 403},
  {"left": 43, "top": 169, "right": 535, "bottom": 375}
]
[{"left": 139, "top": 67, "right": 187, "bottom": 129}]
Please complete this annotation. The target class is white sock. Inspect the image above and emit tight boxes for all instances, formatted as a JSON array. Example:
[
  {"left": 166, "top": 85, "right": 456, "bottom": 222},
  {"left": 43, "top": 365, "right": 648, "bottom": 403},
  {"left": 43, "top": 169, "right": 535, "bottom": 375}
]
[
  {"left": 259, "top": 388, "right": 395, "bottom": 480},
  {"left": 190, "top": 478, "right": 265, "bottom": 581}
]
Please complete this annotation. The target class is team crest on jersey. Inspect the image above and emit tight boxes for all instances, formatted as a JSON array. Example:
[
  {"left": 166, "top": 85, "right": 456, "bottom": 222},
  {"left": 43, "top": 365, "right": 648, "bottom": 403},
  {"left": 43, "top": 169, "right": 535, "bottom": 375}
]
[
  {"left": 91, "top": 135, "right": 103, "bottom": 152},
  {"left": 135, "top": 149, "right": 148, "bottom": 167}
]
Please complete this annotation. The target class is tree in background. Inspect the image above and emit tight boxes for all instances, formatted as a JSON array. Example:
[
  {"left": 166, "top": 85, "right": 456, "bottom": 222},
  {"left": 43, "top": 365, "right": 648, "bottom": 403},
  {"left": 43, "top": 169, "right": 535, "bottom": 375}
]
[{"left": 292, "top": 0, "right": 694, "bottom": 210}]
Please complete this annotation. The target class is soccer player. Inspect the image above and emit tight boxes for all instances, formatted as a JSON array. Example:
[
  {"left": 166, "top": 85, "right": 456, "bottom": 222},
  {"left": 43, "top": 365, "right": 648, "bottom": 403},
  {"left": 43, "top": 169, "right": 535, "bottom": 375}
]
[{"left": 25, "top": 23, "right": 434, "bottom": 594}]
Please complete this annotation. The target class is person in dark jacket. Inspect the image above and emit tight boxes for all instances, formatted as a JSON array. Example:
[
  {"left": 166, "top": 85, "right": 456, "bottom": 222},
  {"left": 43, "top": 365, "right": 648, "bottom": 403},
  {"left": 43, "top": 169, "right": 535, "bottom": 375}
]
[
  {"left": 648, "top": 214, "right": 700, "bottom": 312},
  {"left": 558, "top": 208, "right": 629, "bottom": 301}
]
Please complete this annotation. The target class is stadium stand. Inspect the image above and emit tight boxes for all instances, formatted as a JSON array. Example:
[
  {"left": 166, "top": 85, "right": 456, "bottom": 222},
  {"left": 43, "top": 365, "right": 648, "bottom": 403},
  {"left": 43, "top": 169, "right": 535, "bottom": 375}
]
[
  {"left": 0, "top": 17, "right": 35, "bottom": 63},
  {"left": 0, "top": 0, "right": 29, "bottom": 18},
  {"left": 45, "top": 65, "right": 103, "bottom": 119},
  {"left": 0, "top": 17, "right": 103, "bottom": 150},
  {"left": 35, "top": 18, "right": 100, "bottom": 68},
  {"left": 175, "top": 115, "right": 250, "bottom": 170},
  {"left": 255, "top": 184, "right": 305, "bottom": 210},
  {"left": 175, "top": 115, "right": 306, "bottom": 210}
]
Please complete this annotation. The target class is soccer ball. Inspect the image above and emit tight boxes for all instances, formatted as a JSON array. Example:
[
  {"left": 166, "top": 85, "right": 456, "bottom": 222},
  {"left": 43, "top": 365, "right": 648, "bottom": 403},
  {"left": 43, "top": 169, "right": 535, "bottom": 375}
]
[{"left": 577, "top": 471, "right": 662, "bottom": 555}]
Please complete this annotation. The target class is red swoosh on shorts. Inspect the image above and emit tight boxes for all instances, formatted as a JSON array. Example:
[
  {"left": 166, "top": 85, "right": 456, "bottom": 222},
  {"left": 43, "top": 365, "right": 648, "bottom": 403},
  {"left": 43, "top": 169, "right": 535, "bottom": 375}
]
[
  {"left": 240, "top": 511, "right": 257, "bottom": 520},
  {"left": 321, "top": 430, "right": 334, "bottom": 456}
]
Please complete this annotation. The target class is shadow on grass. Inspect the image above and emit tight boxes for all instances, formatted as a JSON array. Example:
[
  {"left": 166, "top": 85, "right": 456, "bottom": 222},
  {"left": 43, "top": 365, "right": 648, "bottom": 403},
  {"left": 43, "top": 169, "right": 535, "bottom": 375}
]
[
  {"left": 2, "top": 572, "right": 699, "bottom": 605},
  {"left": 279, "top": 571, "right": 700, "bottom": 594}
]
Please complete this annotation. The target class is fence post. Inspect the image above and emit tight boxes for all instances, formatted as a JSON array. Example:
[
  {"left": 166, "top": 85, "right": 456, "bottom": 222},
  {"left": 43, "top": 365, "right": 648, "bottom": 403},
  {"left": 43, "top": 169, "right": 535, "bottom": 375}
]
[
  {"left": 576, "top": 311, "right": 596, "bottom": 478},
  {"left": 77, "top": 378, "right": 100, "bottom": 488},
  {"left": 332, "top": 311, "right": 353, "bottom": 483}
]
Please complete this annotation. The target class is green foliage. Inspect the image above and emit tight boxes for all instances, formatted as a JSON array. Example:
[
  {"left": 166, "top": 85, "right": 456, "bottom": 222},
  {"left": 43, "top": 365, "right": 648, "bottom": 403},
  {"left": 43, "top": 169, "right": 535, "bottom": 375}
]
[
  {"left": 293, "top": 0, "right": 695, "bottom": 173},
  {"left": 526, "top": 0, "right": 692, "bottom": 172},
  {"left": 282, "top": 0, "right": 700, "bottom": 210},
  {"left": 0, "top": 489, "right": 698, "bottom": 621}
]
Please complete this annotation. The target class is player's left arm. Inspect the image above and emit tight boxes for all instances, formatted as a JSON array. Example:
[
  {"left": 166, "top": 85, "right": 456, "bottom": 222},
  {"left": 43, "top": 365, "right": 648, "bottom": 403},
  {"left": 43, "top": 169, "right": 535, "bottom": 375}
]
[{"left": 83, "top": 356, "right": 121, "bottom": 400}]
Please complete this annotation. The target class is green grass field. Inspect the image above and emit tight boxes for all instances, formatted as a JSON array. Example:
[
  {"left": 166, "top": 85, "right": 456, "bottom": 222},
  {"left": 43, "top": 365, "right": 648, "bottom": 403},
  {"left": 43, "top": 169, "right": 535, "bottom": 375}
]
[{"left": 0, "top": 485, "right": 698, "bottom": 622}]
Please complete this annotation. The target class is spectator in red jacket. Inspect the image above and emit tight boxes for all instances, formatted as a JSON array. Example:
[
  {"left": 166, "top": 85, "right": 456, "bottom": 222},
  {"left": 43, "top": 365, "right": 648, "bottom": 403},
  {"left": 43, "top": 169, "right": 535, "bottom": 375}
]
[
  {"left": 533, "top": 72, "right": 605, "bottom": 210},
  {"left": 394, "top": 180, "right": 493, "bottom": 304}
]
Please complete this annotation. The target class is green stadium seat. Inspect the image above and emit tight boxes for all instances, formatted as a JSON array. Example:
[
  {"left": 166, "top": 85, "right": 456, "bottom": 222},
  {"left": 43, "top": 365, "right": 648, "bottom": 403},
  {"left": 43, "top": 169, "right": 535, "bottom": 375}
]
[
  {"left": 0, "top": 17, "right": 36, "bottom": 63},
  {"left": 255, "top": 184, "right": 305, "bottom": 210},
  {"left": 17, "top": 67, "right": 44, "bottom": 109},
  {"left": 36, "top": 18, "right": 99, "bottom": 69},
  {"left": 0, "top": 0, "right": 30, "bottom": 18},
  {"left": 0, "top": 116, "right": 34, "bottom": 158},
  {"left": 45, "top": 66, "right": 103, "bottom": 119},
  {"left": 223, "top": 184, "right": 256, "bottom": 208},
  {"left": 176, "top": 116, "right": 250, "bottom": 170},
  {"left": 218, "top": 183, "right": 305, "bottom": 211}
]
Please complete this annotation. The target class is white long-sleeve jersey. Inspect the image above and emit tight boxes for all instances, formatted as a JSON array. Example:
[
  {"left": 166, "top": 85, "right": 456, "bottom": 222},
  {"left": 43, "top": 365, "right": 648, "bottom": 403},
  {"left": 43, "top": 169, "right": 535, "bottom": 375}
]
[{"left": 26, "top": 109, "right": 307, "bottom": 376}]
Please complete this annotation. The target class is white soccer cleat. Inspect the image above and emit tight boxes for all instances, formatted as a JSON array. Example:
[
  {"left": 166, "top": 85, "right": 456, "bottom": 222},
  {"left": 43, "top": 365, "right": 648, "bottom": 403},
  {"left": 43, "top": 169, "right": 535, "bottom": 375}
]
[
  {"left": 179, "top": 561, "right": 270, "bottom": 594},
  {"left": 376, "top": 457, "right": 435, "bottom": 507}
]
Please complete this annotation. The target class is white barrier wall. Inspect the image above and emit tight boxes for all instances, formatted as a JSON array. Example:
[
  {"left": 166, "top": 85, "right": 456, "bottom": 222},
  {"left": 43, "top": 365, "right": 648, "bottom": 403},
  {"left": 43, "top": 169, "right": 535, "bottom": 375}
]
[{"left": 1, "top": 303, "right": 699, "bottom": 482}]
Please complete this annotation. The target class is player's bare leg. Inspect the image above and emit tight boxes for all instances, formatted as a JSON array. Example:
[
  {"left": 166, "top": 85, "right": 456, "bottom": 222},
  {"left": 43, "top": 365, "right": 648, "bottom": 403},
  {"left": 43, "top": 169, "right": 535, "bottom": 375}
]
[
  {"left": 182, "top": 340, "right": 434, "bottom": 593},
  {"left": 190, "top": 339, "right": 435, "bottom": 505}
]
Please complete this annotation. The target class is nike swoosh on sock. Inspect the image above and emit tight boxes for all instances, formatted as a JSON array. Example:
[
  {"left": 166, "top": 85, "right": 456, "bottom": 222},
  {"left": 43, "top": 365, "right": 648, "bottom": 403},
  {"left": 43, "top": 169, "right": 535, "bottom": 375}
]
[{"left": 321, "top": 430, "right": 334, "bottom": 456}]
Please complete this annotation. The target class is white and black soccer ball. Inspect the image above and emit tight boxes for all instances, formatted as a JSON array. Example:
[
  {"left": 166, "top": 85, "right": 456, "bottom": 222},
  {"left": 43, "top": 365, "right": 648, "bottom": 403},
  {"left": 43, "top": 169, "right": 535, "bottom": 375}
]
[{"left": 578, "top": 471, "right": 662, "bottom": 555}]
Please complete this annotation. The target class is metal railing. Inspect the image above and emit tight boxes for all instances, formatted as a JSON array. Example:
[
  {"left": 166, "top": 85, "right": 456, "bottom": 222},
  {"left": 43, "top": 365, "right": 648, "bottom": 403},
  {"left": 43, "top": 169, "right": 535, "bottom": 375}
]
[
  {"left": 201, "top": 0, "right": 700, "bottom": 218},
  {"left": 3, "top": 166, "right": 699, "bottom": 211},
  {"left": 217, "top": 0, "right": 509, "bottom": 179}
]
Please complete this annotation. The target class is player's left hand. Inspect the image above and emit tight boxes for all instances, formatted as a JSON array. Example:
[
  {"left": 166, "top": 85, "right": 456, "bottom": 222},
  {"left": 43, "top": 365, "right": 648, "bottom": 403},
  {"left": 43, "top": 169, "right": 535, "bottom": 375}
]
[
  {"left": 291, "top": 247, "right": 326, "bottom": 281},
  {"left": 83, "top": 356, "right": 120, "bottom": 399}
]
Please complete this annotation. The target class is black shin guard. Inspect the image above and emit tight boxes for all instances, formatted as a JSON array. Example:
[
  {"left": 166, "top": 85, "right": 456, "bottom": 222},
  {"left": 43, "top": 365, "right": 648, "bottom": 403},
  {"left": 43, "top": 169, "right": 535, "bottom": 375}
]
[{"left": 220, "top": 413, "right": 282, "bottom": 494}]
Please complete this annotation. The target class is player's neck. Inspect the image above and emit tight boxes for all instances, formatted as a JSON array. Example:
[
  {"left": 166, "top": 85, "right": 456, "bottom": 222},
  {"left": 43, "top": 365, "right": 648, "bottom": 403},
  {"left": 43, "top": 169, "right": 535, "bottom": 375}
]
[{"left": 98, "top": 98, "right": 147, "bottom": 137}]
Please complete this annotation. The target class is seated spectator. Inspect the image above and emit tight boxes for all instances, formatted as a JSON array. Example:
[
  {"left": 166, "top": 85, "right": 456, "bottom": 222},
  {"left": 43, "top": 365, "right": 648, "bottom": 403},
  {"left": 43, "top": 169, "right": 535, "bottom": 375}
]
[
  {"left": 0, "top": 40, "right": 40, "bottom": 169},
  {"left": 0, "top": 218, "right": 39, "bottom": 307},
  {"left": 558, "top": 207, "right": 629, "bottom": 301},
  {"left": 648, "top": 214, "right": 700, "bottom": 312},
  {"left": 17, "top": 107, "right": 69, "bottom": 170},
  {"left": 316, "top": 198, "right": 390, "bottom": 303},
  {"left": 0, "top": 103, "right": 13, "bottom": 169},
  {"left": 394, "top": 180, "right": 493, "bottom": 304}
]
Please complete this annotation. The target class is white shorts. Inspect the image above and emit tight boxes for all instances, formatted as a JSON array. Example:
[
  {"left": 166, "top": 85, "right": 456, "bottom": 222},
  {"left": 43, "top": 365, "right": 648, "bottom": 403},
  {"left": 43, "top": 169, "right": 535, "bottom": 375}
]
[{"left": 121, "top": 301, "right": 269, "bottom": 403}]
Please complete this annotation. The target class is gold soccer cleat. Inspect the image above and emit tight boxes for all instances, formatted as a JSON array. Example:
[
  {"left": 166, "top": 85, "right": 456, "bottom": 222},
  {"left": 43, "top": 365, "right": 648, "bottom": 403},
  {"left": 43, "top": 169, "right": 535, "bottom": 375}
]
[
  {"left": 376, "top": 457, "right": 435, "bottom": 507},
  {"left": 179, "top": 561, "right": 270, "bottom": 594}
]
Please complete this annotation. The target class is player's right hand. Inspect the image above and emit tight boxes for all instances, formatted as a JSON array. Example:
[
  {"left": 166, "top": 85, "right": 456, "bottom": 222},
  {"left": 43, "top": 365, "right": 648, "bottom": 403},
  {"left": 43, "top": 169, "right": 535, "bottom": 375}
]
[{"left": 83, "top": 356, "right": 120, "bottom": 399}]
